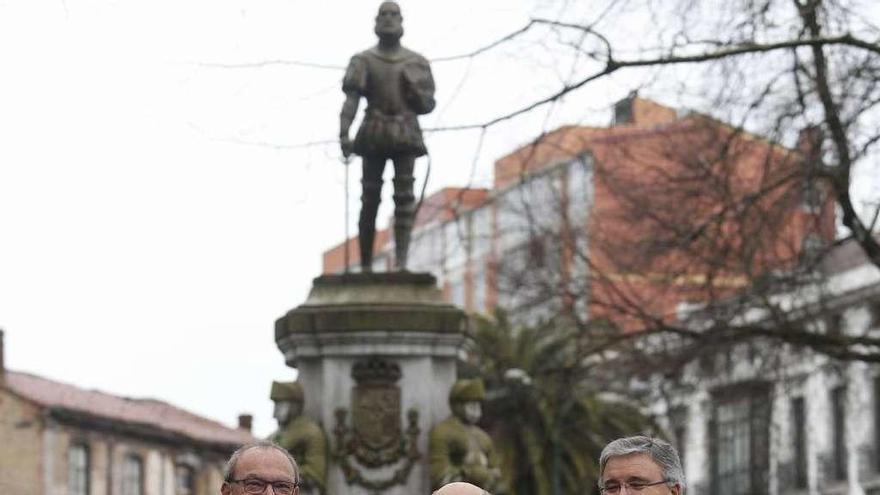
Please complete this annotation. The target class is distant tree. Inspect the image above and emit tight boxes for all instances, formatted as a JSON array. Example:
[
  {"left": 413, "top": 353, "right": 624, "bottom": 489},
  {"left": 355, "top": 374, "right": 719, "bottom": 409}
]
[
  {"left": 473, "top": 0, "right": 880, "bottom": 365},
  {"left": 461, "top": 313, "right": 653, "bottom": 495},
  {"left": 458, "top": 0, "right": 880, "bottom": 267}
]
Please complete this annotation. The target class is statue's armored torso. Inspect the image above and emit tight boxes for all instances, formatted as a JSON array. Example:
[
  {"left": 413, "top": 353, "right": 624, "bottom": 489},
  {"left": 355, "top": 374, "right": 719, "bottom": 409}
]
[
  {"left": 429, "top": 415, "right": 502, "bottom": 493},
  {"left": 343, "top": 47, "right": 435, "bottom": 158},
  {"left": 272, "top": 416, "right": 328, "bottom": 494}
]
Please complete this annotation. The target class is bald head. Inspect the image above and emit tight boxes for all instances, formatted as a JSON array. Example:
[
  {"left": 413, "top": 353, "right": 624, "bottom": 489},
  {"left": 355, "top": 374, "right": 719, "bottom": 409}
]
[{"left": 432, "top": 482, "right": 490, "bottom": 495}]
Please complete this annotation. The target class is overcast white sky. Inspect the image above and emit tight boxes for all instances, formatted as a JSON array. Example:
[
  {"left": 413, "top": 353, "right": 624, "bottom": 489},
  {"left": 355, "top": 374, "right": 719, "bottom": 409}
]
[
  {"left": 0, "top": 0, "right": 644, "bottom": 437},
  {"left": 2, "top": 0, "right": 877, "bottom": 437}
]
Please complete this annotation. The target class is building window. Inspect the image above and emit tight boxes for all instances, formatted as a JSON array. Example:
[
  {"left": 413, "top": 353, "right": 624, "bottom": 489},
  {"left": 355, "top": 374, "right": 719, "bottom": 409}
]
[
  {"left": 802, "top": 178, "right": 824, "bottom": 212},
  {"left": 791, "top": 397, "right": 808, "bottom": 488},
  {"left": 826, "top": 313, "right": 843, "bottom": 337},
  {"left": 527, "top": 236, "right": 547, "bottom": 268},
  {"left": 831, "top": 385, "right": 847, "bottom": 481},
  {"left": 473, "top": 265, "right": 487, "bottom": 313},
  {"left": 674, "top": 424, "right": 687, "bottom": 472},
  {"left": 68, "top": 443, "right": 90, "bottom": 495},
  {"left": 710, "top": 384, "right": 770, "bottom": 495},
  {"left": 121, "top": 454, "right": 144, "bottom": 495},
  {"left": 471, "top": 207, "right": 492, "bottom": 259},
  {"left": 613, "top": 96, "right": 635, "bottom": 125},
  {"left": 450, "top": 277, "right": 465, "bottom": 308},
  {"left": 668, "top": 406, "right": 688, "bottom": 471},
  {"left": 875, "top": 377, "right": 880, "bottom": 472},
  {"left": 444, "top": 220, "right": 467, "bottom": 269},
  {"left": 871, "top": 301, "right": 880, "bottom": 328},
  {"left": 801, "top": 234, "right": 825, "bottom": 262},
  {"left": 176, "top": 464, "right": 196, "bottom": 495}
]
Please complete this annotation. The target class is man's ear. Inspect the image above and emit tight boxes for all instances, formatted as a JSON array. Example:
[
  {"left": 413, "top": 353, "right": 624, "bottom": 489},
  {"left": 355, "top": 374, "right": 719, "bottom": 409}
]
[
  {"left": 220, "top": 481, "right": 232, "bottom": 495},
  {"left": 670, "top": 484, "right": 682, "bottom": 495}
]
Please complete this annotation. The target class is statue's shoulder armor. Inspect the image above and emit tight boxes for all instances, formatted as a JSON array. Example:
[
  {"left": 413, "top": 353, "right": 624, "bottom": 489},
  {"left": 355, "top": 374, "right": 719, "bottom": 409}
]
[
  {"left": 431, "top": 416, "right": 468, "bottom": 437},
  {"left": 343, "top": 53, "right": 371, "bottom": 94},
  {"left": 291, "top": 416, "right": 325, "bottom": 436},
  {"left": 397, "top": 47, "right": 428, "bottom": 64},
  {"left": 360, "top": 46, "right": 427, "bottom": 65}
]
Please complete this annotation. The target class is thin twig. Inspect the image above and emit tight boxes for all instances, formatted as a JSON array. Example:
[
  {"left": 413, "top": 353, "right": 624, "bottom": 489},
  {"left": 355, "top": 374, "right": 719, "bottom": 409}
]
[{"left": 428, "top": 33, "right": 880, "bottom": 132}]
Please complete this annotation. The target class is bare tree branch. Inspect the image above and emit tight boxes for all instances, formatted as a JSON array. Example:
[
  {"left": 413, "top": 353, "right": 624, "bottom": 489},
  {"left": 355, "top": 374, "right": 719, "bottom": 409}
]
[
  {"left": 798, "top": 0, "right": 880, "bottom": 268},
  {"left": 430, "top": 21, "right": 540, "bottom": 62},
  {"left": 428, "top": 33, "right": 880, "bottom": 132}
]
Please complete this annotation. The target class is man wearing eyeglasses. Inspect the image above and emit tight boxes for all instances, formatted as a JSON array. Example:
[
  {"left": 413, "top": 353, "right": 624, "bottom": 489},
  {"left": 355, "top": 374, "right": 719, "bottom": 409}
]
[
  {"left": 221, "top": 441, "right": 300, "bottom": 495},
  {"left": 597, "top": 436, "right": 685, "bottom": 494}
]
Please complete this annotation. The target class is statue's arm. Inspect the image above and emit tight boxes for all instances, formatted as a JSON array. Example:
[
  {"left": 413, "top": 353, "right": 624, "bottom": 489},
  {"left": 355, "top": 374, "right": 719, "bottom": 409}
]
[
  {"left": 339, "top": 91, "right": 360, "bottom": 157},
  {"left": 340, "top": 54, "right": 367, "bottom": 158},
  {"left": 402, "top": 56, "right": 436, "bottom": 115},
  {"left": 300, "top": 429, "right": 328, "bottom": 492},
  {"left": 483, "top": 432, "right": 504, "bottom": 493},
  {"left": 429, "top": 424, "right": 461, "bottom": 489}
]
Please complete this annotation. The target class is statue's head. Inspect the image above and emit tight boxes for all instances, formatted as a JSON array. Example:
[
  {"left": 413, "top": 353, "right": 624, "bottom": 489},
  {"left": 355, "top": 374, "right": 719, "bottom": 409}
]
[
  {"left": 270, "top": 381, "right": 304, "bottom": 426},
  {"left": 374, "top": 1, "right": 403, "bottom": 42},
  {"left": 449, "top": 378, "right": 485, "bottom": 425}
]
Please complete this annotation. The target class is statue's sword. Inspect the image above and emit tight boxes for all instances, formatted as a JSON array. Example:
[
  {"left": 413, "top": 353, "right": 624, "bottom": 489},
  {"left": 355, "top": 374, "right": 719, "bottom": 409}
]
[{"left": 342, "top": 154, "right": 352, "bottom": 273}]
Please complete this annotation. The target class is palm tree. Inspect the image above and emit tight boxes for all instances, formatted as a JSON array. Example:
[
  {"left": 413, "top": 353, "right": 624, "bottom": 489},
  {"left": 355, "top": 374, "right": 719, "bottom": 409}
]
[{"left": 462, "top": 312, "right": 653, "bottom": 495}]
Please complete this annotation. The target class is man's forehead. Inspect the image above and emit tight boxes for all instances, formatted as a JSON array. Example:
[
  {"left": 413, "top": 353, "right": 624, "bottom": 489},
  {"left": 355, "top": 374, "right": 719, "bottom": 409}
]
[
  {"left": 235, "top": 447, "right": 296, "bottom": 478},
  {"left": 602, "top": 452, "right": 663, "bottom": 479}
]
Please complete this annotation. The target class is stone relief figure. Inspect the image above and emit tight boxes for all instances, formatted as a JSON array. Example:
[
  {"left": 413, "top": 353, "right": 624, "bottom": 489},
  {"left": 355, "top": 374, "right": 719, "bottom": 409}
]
[
  {"left": 269, "top": 381, "right": 328, "bottom": 494},
  {"left": 429, "top": 379, "right": 503, "bottom": 493},
  {"left": 339, "top": 1, "right": 436, "bottom": 272}
]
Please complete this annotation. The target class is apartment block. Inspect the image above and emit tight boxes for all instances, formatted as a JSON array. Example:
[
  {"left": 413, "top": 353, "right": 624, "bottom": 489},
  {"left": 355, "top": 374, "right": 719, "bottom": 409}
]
[{"left": 323, "top": 97, "right": 834, "bottom": 325}]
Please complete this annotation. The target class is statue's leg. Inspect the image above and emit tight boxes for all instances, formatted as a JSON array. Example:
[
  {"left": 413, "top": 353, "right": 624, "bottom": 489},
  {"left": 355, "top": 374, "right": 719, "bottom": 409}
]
[
  {"left": 392, "top": 155, "right": 416, "bottom": 270},
  {"left": 359, "top": 156, "right": 386, "bottom": 272}
]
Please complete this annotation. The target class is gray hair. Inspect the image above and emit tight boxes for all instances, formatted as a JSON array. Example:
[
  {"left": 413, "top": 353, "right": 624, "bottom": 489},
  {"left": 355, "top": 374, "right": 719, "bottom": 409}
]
[
  {"left": 598, "top": 436, "right": 685, "bottom": 491},
  {"left": 223, "top": 441, "right": 299, "bottom": 483}
]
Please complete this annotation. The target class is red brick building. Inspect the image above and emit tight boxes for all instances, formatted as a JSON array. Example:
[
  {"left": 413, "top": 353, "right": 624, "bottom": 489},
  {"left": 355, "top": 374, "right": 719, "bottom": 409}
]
[{"left": 323, "top": 97, "right": 835, "bottom": 326}]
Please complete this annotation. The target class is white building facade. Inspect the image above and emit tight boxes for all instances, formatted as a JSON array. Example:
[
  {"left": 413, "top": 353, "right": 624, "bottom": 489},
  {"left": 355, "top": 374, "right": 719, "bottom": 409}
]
[{"left": 651, "top": 244, "right": 880, "bottom": 495}]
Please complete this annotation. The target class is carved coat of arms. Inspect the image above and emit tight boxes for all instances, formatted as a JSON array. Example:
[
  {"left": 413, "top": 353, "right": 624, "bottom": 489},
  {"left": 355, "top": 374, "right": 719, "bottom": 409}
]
[
  {"left": 353, "top": 381, "right": 401, "bottom": 464},
  {"left": 333, "top": 357, "right": 421, "bottom": 490}
]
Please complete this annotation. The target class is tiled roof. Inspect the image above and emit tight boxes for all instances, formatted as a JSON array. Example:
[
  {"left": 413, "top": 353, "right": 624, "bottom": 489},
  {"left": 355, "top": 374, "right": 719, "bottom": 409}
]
[
  {"left": 821, "top": 237, "right": 877, "bottom": 275},
  {"left": 414, "top": 187, "right": 490, "bottom": 227},
  {"left": 4, "top": 370, "right": 255, "bottom": 447},
  {"left": 322, "top": 227, "right": 391, "bottom": 273}
]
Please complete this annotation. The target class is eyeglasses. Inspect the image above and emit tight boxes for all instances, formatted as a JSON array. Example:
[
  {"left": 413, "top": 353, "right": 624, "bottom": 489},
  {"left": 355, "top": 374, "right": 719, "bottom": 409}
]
[
  {"left": 599, "top": 479, "right": 670, "bottom": 493},
  {"left": 229, "top": 478, "right": 298, "bottom": 495}
]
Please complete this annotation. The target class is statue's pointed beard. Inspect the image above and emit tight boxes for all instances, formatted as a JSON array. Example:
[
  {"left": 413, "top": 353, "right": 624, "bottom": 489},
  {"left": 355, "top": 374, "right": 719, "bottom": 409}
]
[{"left": 375, "top": 25, "right": 404, "bottom": 42}]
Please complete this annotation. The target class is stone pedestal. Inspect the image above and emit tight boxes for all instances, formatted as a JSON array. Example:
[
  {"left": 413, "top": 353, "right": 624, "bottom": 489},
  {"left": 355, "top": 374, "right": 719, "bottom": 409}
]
[{"left": 275, "top": 272, "right": 465, "bottom": 495}]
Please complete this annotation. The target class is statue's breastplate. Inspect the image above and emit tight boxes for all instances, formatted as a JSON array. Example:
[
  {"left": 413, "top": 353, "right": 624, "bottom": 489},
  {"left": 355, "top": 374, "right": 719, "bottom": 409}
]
[
  {"left": 364, "top": 55, "right": 408, "bottom": 115},
  {"left": 464, "top": 433, "right": 489, "bottom": 467}
]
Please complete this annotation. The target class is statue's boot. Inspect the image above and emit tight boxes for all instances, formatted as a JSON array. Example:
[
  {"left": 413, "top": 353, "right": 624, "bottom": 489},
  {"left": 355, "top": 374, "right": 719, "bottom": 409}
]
[
  {"left": 359, "top": 227, "right": 375, "bottom": 273},
  {"left": 359, "top": 180, "right": 382, "bottom": 272},
  {"left": 393, "top": 174, "right": 416, "bottom": 271}
]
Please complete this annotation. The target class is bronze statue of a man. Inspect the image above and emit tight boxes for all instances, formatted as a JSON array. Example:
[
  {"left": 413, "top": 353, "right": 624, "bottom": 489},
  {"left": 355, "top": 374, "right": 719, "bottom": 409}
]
[
  {"left": 340, "top": 1, "right": 436, "bottom": 272},
  {"left": 429, "top": 379, "right": 503, "bottom": 493},
  {"left": 269, "top": 381, "right": 328, "bottom": 495}
]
